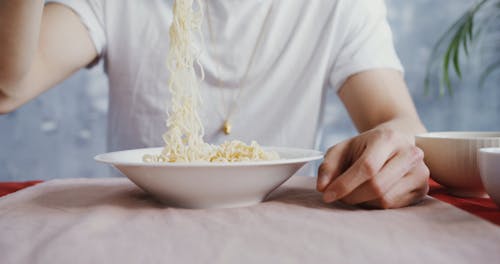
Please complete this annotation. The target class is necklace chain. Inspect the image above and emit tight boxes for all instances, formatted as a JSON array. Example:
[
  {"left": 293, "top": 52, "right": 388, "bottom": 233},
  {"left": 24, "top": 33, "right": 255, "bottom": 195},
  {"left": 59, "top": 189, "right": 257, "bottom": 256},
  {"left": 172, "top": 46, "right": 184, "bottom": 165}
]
[{"left": 205, "top": 0, "right": 273, "bottom": 135}]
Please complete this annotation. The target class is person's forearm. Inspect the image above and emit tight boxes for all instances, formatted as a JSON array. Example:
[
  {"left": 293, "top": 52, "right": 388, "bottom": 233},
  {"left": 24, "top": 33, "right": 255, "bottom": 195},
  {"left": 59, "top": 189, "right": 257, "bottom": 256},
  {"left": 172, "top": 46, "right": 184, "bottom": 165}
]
[{"left": 0, "top": 0, "right": 44, "bottom": 94}]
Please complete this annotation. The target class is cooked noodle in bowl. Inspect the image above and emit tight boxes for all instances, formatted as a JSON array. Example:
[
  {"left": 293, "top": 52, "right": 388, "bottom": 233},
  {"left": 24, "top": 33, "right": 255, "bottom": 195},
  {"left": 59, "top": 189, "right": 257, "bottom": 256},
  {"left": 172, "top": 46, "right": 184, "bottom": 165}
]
[
  {"left": 95, "top": 146, "right": 323, "bottom": 208},
  {"left": 143, "top": 140, "right": 280, "bottom": 163}
]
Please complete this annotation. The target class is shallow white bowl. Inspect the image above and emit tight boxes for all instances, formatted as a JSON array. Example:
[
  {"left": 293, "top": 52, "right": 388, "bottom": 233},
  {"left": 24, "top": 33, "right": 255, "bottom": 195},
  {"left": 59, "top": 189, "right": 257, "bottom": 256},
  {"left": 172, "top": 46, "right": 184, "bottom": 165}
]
[
  {"left": 95, "top": 147, "right": 323, "bottom": 209},
  {"left": 415, "top": 132, "right": 500, "bottom": 197},
  {"left": 478, "top": 148, "right": 500, "bottom": 207}
]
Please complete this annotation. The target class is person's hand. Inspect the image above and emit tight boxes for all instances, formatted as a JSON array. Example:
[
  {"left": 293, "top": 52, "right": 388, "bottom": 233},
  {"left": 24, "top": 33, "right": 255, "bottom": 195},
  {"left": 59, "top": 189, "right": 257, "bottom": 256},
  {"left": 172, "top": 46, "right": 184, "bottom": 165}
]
[{"left": 316, "top": 126, "right": 429, "bottom": 209}]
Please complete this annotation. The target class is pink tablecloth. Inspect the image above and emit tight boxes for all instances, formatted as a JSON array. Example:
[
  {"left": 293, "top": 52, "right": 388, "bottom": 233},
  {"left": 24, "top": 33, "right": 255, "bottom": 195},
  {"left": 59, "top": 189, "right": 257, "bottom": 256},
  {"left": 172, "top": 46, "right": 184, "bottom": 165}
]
[{"left": 0, "top": 176, "right": 499, "bottom": 264}]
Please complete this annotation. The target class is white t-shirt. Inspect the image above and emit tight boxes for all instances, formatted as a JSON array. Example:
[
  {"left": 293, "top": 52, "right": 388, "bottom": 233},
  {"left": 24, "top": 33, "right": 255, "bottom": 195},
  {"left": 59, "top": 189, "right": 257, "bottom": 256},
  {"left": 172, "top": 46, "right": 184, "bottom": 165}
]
[{"left": 48, "top": 0, "right": 403, "bottom": 154}]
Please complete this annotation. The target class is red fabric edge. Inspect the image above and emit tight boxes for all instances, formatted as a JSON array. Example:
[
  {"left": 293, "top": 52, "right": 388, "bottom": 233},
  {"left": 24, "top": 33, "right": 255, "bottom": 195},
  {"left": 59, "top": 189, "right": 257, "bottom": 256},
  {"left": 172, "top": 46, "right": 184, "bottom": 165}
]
[
  {"left": 428, "top": 179, "right": 500, "bottom": 226},
  {"left": 0, "top": 181, "right": 43, "bottom": 198}
]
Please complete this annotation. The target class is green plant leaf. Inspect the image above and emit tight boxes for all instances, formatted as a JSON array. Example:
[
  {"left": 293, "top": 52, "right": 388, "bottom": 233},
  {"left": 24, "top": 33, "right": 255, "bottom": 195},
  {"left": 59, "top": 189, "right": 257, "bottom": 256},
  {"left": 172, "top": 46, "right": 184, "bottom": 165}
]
[
  {"left": 452, "top": 26, "right": 467, "bottom": 79},
  {"left": 424, "top": 8, "right": 471, "bottom": 96},
  {"left": 441, "top": 20, "right": 469, "bottom": 93},
  {"left": 424, "top": 0, "right": 496, "bottom": 96},
  {"left": 463, "top": 16, "right": 473, "bottom": 55}
]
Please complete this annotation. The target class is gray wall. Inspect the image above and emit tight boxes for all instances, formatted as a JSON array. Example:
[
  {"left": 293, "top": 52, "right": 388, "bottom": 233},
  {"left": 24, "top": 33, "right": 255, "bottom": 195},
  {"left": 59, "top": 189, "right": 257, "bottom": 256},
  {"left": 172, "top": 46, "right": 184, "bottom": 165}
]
[
  {"left": 321, "top": 0, "right": 500, "bottom": 148},
  {"left": 1, "top": 0, "right": 498, "bottom": 181}
]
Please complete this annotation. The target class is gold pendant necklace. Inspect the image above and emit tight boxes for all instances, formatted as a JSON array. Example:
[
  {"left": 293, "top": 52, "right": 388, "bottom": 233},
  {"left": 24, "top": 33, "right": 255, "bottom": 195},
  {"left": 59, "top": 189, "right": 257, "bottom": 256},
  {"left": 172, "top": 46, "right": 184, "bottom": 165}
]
[
  {"left": 205, "top": 1, "right": 273, "bottom": 135},
  {"left": 222, "top": 120, "right": 232, "bottom": 135}
]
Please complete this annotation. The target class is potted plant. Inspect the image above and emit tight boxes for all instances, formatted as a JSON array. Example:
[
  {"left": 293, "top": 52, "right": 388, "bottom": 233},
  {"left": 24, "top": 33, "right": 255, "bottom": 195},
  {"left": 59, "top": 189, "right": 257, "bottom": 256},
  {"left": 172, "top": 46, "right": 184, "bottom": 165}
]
[{"left": 425, "top": 0, "right": 500, "bottom": 96}]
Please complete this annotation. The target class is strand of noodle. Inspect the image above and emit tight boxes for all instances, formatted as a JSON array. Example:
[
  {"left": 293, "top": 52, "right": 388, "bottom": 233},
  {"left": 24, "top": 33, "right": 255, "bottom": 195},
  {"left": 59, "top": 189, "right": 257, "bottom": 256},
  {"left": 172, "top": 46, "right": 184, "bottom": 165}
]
[{"left": 144, "top": 0, "right": 279, "bottom": 163}]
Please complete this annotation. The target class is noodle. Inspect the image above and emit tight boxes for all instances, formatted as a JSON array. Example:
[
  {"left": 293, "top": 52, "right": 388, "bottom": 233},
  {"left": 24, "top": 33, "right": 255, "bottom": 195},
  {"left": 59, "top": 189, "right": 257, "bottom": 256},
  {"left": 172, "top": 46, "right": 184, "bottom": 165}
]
[{"left": 143, "top": 0, "right": 279, "bottom": 163}]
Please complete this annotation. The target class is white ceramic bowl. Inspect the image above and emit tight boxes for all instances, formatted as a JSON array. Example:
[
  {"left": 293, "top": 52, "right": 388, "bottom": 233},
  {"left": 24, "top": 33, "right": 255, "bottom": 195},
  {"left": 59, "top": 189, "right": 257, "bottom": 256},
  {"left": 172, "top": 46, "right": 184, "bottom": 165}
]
[
  {"left": 415, "top": 132, "right": 500, "bottom": 197},
  {"left": 95, "top": 147, "right": 323, "bottom": 209},
  {"left": 478, "top": 148, "right": 500, "bottom": 207}
]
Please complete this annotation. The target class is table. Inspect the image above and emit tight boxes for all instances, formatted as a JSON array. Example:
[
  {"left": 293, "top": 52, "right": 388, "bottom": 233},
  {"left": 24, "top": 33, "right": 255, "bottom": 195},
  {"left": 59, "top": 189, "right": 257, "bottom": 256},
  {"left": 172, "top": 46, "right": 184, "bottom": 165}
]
[
  {"left": 2, "top": 179, "right": 499, "bottom": 225},
  {"left": 1, "top": 176, "right": 499, "bottom": 264}
]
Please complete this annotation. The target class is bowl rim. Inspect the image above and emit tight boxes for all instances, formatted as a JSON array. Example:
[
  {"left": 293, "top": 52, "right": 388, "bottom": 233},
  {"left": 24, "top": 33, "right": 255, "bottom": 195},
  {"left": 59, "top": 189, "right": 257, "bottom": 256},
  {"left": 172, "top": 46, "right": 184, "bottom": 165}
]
[
  {"left": 94, "top": 146, "right": 324, "bottom": 167},
  {"left": 478, "top": 147, "right": 500, "bottom": 154},
  {"left": 415, "top": 131, "right": 500, "bottom": 140}
]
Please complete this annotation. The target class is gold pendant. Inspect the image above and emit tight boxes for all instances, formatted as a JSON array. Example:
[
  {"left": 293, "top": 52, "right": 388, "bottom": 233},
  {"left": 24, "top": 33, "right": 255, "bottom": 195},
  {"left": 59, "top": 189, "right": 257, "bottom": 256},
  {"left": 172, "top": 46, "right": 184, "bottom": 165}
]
[{"left": 223, "top": 120, "right": 232, "bottom": 135}]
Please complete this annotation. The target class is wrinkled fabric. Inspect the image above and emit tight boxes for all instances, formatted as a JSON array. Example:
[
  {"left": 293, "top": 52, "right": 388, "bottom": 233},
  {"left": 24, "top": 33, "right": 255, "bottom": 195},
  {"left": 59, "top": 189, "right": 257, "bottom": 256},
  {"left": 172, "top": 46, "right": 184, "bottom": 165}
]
[{"left": 1, "top": 176, "right": 499, "bottom": 264}]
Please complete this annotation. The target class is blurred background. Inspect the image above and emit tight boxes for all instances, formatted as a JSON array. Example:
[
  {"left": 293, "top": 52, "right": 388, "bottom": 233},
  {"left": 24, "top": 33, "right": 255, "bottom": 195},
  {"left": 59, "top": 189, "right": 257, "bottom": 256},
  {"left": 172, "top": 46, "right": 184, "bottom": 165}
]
[{"left": 1, "top": 0, "right": 499, "bottom": 181}]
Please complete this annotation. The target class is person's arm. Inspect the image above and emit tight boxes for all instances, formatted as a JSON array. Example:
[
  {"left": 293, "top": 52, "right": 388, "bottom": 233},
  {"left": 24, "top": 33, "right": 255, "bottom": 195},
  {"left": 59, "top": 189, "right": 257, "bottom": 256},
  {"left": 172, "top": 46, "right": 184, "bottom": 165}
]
[
  {"left": 0, "top": 1, "right": 97, "bottom": 114},
  {"left": 317, "top": 69, "right": 430, "bottom": 209}
]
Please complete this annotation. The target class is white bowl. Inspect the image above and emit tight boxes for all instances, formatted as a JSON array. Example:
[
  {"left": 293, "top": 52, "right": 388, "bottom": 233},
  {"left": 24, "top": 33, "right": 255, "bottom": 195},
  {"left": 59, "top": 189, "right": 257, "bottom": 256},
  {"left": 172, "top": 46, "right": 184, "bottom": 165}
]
[
  {"left": 478, "top": 148, "right": 500, "bottom": 207},
  {"left": 415, "top": 132, "right": 500, "bottom": 198},
  {"left": 95, "top": 147, "right": 323, "bottom": 209}
]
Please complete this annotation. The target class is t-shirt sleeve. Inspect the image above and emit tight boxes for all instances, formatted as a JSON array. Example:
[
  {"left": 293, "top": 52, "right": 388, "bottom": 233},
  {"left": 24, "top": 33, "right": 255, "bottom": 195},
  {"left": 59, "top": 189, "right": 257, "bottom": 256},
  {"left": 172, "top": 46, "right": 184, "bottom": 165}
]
[
  {"left": 329, "top": 0, "right": 403, "bottom": 92},
  {"left": 45, "top": 0, "right": 106, "bottom": 67}
]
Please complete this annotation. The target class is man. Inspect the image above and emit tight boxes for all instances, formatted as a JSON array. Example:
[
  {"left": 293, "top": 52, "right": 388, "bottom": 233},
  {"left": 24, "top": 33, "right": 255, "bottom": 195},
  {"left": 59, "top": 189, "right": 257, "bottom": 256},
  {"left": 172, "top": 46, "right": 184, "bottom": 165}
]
[{"left": 0, "top": 0, "right": 429, "bottom": 209}]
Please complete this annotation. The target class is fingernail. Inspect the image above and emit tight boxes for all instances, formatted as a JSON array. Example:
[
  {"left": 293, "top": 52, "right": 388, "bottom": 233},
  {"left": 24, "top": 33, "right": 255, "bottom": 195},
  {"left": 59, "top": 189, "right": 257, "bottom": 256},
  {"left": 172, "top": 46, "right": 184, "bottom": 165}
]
[
  {"left": 324, "top": 191, "right": 337, "bottom": 202},
  {"left": 319, "top": 174, "right": 330, "bottom": 188}
]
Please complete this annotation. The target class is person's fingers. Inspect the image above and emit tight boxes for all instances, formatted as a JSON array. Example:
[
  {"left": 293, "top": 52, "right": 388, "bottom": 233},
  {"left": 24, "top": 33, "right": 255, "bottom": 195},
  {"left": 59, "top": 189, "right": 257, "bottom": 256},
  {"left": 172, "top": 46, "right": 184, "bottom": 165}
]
[
  {"left": 340, "top": 146, "right": 423, "bottom": 205},
  {"left": 361, "top": 161, "right": 430, "bottom": 209},
  {"left": 316, "top": 140, "right": 351, "bottom": 192},
  {"left": 322, "top": 135, "right": 398, "bottom": 203}
]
